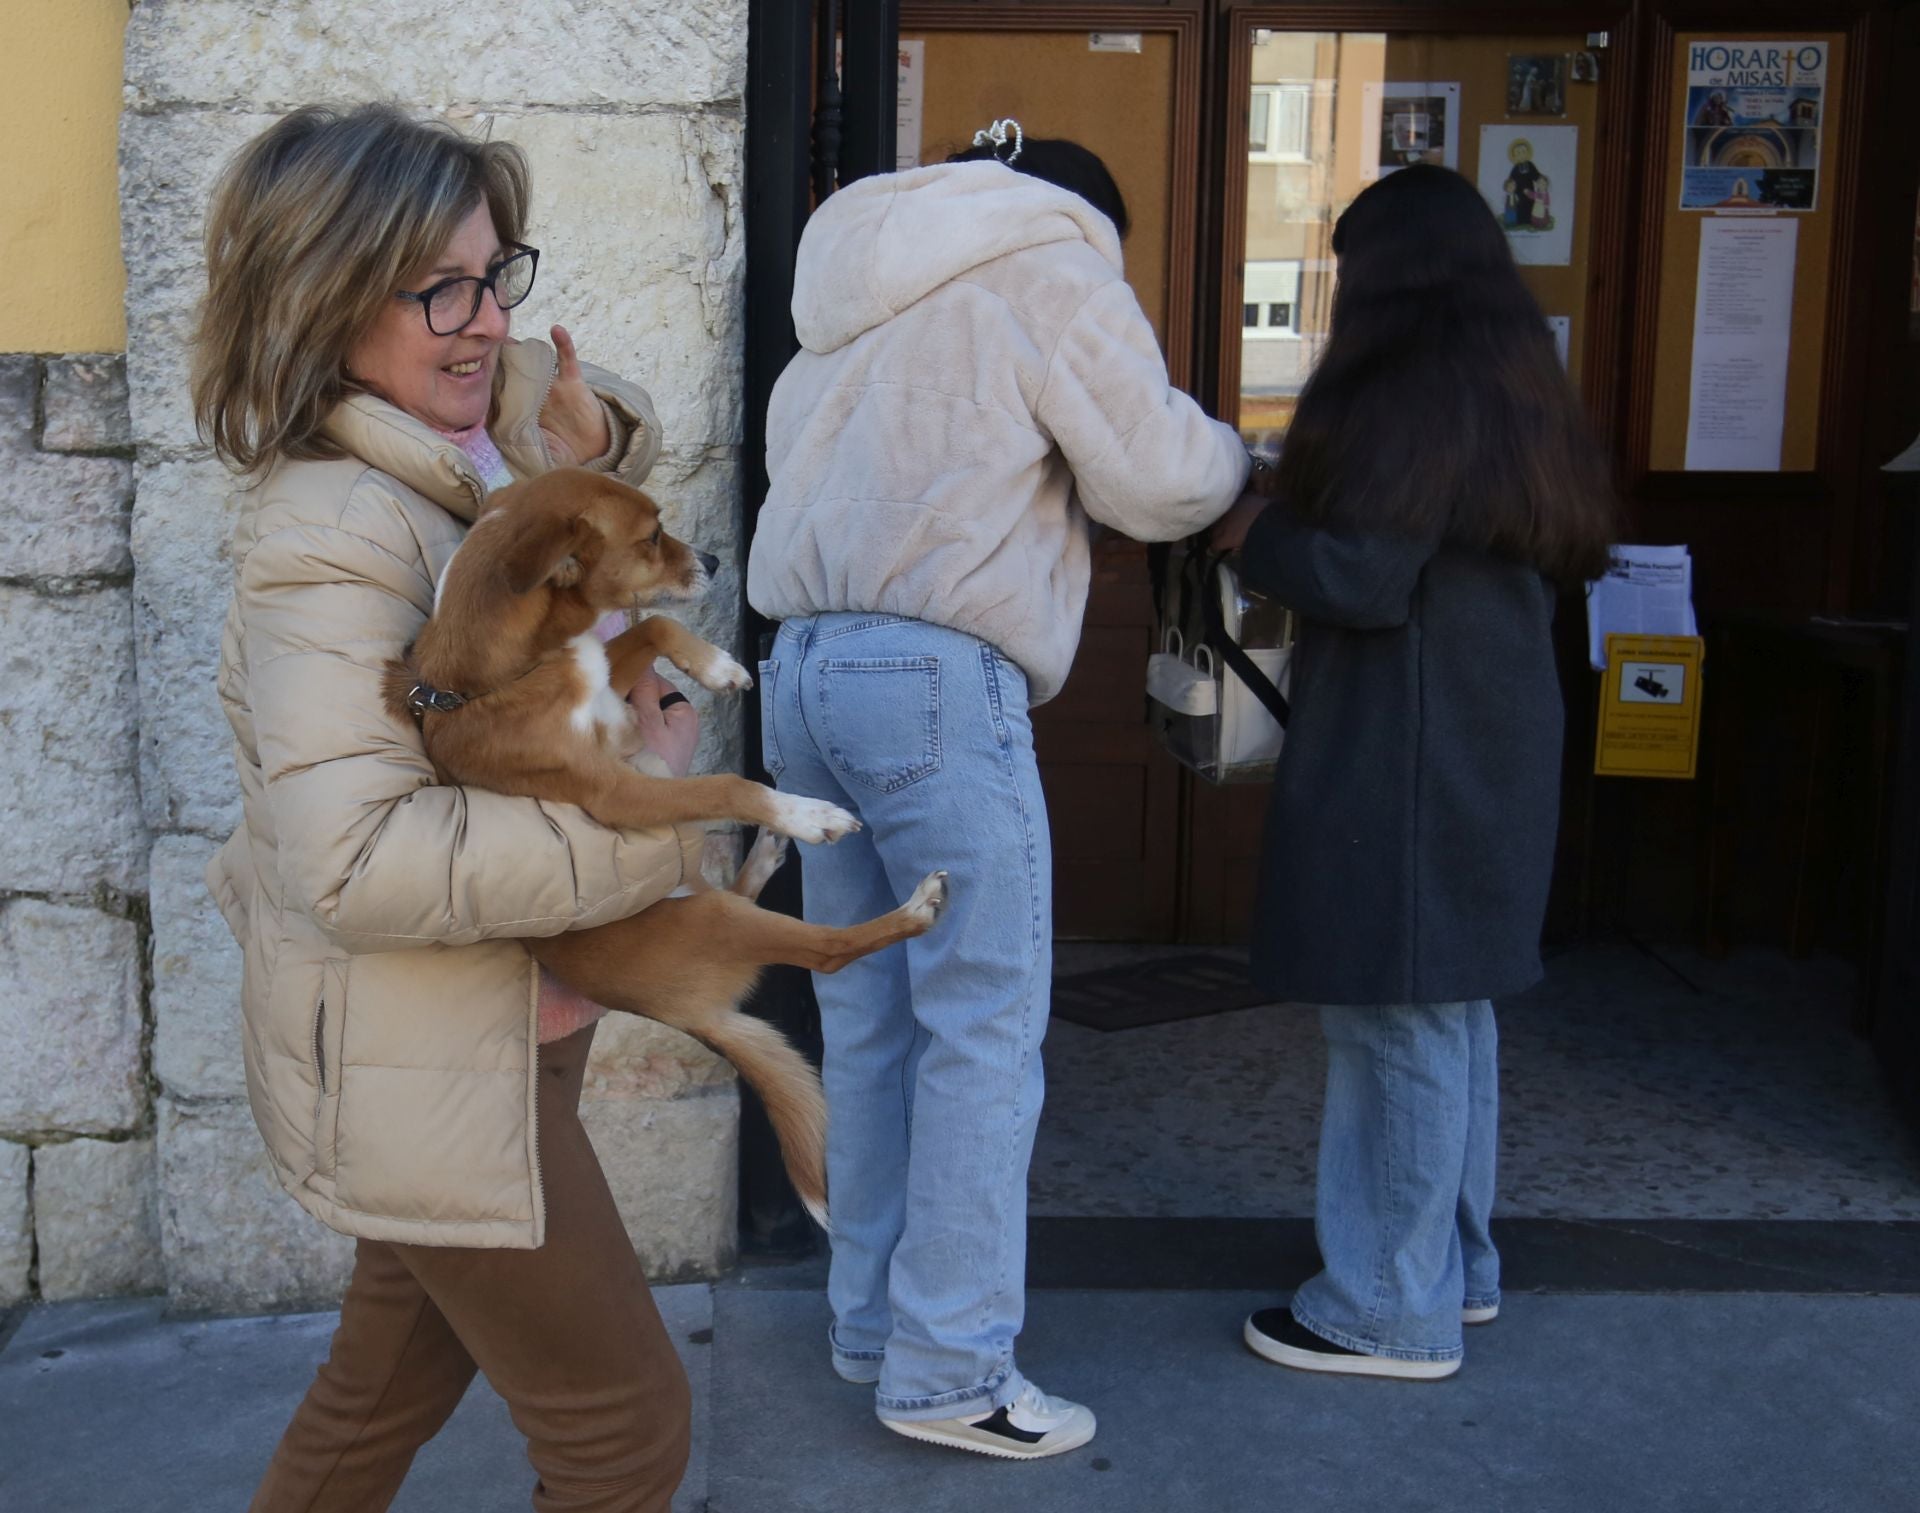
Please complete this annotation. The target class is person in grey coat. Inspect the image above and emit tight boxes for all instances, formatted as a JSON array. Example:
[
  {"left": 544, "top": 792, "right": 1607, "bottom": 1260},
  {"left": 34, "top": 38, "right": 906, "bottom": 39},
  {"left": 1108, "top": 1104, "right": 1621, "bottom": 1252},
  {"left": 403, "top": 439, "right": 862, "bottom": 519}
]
[{"left": 1211, "top": 164, "right": 1616, "bottom": 1380}]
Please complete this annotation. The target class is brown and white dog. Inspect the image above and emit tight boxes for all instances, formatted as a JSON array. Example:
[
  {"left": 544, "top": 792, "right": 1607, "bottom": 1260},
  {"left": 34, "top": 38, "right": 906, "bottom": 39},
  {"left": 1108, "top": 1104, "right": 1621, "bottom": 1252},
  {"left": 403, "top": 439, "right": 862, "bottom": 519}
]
[{"left": 383, "top": 468, "right": 948, "bottom": 1224}]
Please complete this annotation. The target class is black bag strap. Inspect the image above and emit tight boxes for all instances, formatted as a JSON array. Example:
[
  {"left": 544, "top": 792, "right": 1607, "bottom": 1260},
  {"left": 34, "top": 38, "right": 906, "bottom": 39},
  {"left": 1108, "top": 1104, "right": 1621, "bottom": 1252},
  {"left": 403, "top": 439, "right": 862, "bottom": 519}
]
[{"left": 1199, "top": 555, "right": 1291, "bottom": 729}]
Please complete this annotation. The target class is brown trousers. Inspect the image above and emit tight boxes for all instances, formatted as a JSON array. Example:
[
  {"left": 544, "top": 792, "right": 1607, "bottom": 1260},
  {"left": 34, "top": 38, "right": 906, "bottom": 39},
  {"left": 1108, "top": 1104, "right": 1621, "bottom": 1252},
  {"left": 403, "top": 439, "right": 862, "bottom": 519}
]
[{"left": 250, "top": 1023, "right": 692, "bottom": 1512}]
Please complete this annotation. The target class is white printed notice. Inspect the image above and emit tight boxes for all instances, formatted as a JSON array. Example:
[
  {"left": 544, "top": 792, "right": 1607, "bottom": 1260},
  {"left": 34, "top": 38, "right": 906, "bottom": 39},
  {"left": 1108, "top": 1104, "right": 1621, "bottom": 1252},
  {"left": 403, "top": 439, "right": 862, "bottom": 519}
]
[
  {"left": 1586, "top": 545, "right": 1697, "bottom": 670},
  {"left": 1685, "top": 217, "right": 1798, "bottom": 471},
  {"left": 896, "top": 41, "right": 925, "bottom": 169}
]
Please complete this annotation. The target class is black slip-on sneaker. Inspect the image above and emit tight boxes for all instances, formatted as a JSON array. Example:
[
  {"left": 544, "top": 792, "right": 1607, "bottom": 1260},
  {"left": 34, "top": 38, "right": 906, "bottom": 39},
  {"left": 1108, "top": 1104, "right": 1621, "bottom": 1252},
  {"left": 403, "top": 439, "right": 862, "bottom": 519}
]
[{"left": 1242, "top": 1309, "right": 1461, "bottom": 1381}]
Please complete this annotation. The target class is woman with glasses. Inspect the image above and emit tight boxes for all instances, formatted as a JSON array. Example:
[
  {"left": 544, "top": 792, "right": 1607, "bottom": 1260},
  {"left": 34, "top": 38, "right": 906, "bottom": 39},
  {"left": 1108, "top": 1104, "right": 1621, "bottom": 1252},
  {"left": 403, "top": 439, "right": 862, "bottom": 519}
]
[{"left": 196, "top": 104, "right": 698, "bottom": 1511}]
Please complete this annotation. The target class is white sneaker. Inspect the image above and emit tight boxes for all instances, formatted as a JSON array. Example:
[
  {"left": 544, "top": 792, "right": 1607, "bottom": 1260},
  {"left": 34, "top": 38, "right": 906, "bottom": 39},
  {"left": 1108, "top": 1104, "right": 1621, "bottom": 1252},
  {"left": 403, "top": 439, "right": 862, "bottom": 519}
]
[
  {"left": 879, "top": 1381, "right": 1097, "bottom": 1460},
  {"left": 1462, "top": 1303, "right": 1500, "bottom": 1325}
]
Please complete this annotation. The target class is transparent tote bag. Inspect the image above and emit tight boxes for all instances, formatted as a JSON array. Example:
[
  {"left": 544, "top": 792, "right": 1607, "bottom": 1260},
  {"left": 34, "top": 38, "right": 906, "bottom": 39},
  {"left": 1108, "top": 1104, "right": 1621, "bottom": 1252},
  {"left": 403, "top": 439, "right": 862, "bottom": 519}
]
[{"left": 1147, "top": 548, "right": 1294, "bottom": 784}]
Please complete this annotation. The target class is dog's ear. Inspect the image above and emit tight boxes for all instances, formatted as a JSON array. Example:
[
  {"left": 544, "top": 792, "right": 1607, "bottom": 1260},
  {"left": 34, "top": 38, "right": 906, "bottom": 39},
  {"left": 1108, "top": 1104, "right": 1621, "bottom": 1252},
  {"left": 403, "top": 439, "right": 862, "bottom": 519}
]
[{"left": 500, "top": 508, "right": 593, "bottom": 595}]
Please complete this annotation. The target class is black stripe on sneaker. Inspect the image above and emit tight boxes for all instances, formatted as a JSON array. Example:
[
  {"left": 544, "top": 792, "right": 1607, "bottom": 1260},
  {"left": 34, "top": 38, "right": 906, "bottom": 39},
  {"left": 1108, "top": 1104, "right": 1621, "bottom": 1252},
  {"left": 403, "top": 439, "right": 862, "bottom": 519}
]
[{"left": 969, "top": 1407, "right": 1046, "bottom": 1444}]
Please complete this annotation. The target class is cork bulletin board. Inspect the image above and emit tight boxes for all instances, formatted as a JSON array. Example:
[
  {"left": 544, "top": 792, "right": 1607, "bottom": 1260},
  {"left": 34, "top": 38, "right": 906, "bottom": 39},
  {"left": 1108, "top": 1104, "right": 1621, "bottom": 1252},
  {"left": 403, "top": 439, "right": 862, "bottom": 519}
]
[
  {"left": 1645, "top": 32, "right": 1845, "bottom": 473},
  {"left": 901, "top": 27, "right": 1178, "bottom": 359},
  {"left": 1377, "top": 33, "right": 1602, "bottom": 387}
]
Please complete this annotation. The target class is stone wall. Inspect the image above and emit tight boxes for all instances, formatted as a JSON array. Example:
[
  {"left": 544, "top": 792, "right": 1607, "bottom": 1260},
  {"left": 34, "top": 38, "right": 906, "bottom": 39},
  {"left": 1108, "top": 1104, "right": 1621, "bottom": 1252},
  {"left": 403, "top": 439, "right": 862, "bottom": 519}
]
[
  {"left": 0, "top": 352, "right": 165, "bottom": 1305},
  {"left": 11, "top": 0, "right": 751, "bottom": 1312}
]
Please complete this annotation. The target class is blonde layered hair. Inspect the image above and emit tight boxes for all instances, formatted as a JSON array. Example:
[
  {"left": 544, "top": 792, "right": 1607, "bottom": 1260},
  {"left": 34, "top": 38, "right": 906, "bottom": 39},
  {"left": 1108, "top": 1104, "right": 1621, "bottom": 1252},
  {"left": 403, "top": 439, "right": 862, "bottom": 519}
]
[{"left": 193, "top": 104, "right": 530, "bottom": 475}]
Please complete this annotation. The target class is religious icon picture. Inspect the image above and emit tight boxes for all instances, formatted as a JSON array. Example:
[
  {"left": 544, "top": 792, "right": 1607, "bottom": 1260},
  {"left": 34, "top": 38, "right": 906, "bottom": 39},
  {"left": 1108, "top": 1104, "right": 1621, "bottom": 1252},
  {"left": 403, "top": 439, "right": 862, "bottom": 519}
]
[
  {"left": 1359, "top": 81, "right": 1460, "bottom": 180},
  {"left": 1477, "top": 124, "right": 1578, "bottom": 266},
  {"left": 1506, "top": 53, "right": 1568, "bottom": 116},
  {"left": 1570, "top": 50, "right": 1600, "bottom": 84}
]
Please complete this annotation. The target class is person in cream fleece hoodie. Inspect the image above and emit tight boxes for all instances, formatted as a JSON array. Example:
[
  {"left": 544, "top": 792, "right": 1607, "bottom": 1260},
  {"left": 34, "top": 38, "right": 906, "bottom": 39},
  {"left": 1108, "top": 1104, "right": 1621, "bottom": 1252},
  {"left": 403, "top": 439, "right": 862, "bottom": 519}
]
[{"left": 748, "top": 132, "right": 1249, "bottom": 1460}]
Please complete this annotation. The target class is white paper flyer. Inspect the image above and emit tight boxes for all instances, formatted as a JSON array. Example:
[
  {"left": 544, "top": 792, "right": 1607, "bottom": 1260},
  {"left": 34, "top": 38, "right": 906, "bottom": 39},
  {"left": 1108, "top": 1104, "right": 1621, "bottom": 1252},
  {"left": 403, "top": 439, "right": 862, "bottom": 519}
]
[{"left": 1685, "top": 217, "right": 1799, "bottom": 471}]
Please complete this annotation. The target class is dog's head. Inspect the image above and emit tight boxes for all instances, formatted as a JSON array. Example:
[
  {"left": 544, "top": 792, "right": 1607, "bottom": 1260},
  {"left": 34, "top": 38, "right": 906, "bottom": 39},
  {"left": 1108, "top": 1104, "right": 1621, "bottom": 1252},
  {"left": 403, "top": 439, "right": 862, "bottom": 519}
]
[{"left": 471, "top": 468, "right": 716, "bottom": 611}]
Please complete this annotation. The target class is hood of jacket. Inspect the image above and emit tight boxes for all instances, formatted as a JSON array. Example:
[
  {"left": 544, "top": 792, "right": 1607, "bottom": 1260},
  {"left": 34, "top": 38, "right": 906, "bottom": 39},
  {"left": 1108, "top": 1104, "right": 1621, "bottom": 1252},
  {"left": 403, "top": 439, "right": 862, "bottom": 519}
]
[{"left": 790, "top": 160, "right": 1125, "bottom": 355}]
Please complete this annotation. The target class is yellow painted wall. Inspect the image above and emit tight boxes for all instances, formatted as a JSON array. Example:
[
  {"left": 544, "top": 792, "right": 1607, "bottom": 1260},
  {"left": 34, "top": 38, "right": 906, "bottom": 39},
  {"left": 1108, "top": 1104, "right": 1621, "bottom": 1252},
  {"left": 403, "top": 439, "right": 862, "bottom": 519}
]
[{"left": 1, "top": 0, "right": 129, "bottom": 353}]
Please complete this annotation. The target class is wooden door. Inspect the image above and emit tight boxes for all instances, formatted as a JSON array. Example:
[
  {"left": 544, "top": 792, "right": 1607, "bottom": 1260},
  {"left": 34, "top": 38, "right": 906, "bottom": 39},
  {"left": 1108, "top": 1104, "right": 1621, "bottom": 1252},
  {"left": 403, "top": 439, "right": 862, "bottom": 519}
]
[
  {"left": 1035, "top": 541, "right": 1184, "bottom": 939},
  {"left": 902, "top": 5, "right": 1208, "bottom": 940}
]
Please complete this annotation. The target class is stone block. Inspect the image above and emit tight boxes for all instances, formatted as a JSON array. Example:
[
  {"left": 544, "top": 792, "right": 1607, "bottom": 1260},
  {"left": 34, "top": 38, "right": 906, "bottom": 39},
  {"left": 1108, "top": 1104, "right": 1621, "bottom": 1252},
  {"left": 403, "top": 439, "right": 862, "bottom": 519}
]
[
  {"left": 0, "top": 900, "right": 145, "bottom": 1137},
  {"left": 130, "top": 456, "right": 247, "bottom": 837},
  {"left": 0, "top": 452, "right": 133, "bottom": 579},
  {"left": 581, "top": 1085, "right": 738, "bottom": 1282},
  {"left": 0, "top": 1140, "right": 29, "bottom": 1304},
  {"left": 0, "top": 355, "right": 37, "bottom": 442},
  {"left": 485, "top": 111, "right": 746, "bottom": 452},
  {"left": 0, "top": 588, "right": 148, "bottom": 893},
  {"left": 125, "top": 1, "right": 747, "bottom": 112},
  {"left": 33, "top": 1137, "right": 165, "bottom": 1300},
  {"left": 587, "top": 1015, "right": 734, "bottom": 1101},
  {"left": 149, "top": 835, "right": 246, "bottom": 1100},
  {"left": 119, "top": 110, "right": 278, "bottom": 451},
  {"left": 41, "top": 355, "right": 132, "bottom": 453},
  {"left": 155, "top": 1098, "right": 355, "bottom": 1313}
]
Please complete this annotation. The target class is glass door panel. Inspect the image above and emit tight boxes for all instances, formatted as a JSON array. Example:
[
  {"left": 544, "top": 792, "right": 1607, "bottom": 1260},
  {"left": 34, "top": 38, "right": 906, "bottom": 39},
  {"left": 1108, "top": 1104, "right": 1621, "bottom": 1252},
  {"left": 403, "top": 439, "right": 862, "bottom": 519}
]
[{"left": 1235, "top": 28, "right": 1605, "bottom": 447}]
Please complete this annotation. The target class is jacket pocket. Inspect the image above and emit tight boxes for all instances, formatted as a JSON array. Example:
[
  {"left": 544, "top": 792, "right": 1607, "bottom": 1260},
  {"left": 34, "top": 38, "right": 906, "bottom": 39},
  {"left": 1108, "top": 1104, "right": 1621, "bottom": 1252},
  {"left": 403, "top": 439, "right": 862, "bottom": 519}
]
[
  {"left": 312, "top": 959, "right": 347, "bottom": 1181},
  {"left": 819, "top": 656, "right": 942, "bottom": 794},
  {"left": 757, "top": 659, "right": 785, "bottom": 781}
]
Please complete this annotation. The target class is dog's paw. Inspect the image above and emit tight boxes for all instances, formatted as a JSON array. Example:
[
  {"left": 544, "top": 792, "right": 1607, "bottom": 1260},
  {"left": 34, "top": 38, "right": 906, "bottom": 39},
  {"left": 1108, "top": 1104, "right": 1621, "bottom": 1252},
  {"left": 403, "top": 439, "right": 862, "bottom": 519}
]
[
  {"left": 693, "top": 651, "right": 753, "bottom": 694},
  {"left": 769, "top": 793, "right": 862, "bottom": 845},
  {"left": 735, "top": 829, "right": 791, "bottom": 894},
  {"left": 905, "top": 870, "right": 949, "bottom": 925}
]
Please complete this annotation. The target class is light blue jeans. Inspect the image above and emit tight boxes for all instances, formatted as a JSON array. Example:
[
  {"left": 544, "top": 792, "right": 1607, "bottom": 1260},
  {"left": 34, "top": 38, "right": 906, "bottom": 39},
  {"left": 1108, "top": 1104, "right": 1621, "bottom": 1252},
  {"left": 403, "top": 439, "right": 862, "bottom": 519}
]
[
  {"left": 760, "top": 613, "right": 1051, "bottom": 1421},
  {"left": 1290, "top": 1000, "right": 1501, "bottom": 1363}
]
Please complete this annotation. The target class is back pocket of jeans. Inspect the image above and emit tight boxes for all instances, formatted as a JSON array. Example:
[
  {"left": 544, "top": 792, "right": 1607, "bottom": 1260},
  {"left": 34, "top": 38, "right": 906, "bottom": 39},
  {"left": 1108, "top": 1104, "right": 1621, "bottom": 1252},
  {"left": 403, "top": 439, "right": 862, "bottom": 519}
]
[
  {"left": 819, "top": 657, "right": 941, "bottom": 793},
  {"left": 757, "top": 659, "right": 784, "bottom": 781}
]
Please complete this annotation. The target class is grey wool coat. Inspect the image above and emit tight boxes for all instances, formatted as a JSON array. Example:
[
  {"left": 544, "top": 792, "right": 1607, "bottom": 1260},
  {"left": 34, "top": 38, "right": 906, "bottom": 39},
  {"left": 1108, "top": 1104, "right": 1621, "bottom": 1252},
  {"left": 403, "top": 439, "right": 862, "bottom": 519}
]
[{"left": 1237, "top": 504, "right": 1564, "bottom": 1006}]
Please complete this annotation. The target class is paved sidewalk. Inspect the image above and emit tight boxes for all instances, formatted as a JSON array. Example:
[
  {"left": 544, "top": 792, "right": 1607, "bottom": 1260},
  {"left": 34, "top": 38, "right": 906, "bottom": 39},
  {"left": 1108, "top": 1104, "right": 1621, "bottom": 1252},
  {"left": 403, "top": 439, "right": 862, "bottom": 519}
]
[{"left": 5, "top": 1281, "right": 1916, "bottom": 1512}]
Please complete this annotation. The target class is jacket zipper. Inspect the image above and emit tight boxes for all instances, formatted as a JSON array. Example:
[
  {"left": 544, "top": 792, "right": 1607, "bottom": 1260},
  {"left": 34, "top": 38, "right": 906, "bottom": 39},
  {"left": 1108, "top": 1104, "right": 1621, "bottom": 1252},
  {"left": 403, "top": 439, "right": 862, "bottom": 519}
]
[
  {"left": 531, "top": 346, "right": 560, "bottom": 472},
  {"left": 312, "top": 997, "right": 327, "bottom": 1095},
  {"left": 526, "top": 961, "right": 545, "bottom": 1237}
]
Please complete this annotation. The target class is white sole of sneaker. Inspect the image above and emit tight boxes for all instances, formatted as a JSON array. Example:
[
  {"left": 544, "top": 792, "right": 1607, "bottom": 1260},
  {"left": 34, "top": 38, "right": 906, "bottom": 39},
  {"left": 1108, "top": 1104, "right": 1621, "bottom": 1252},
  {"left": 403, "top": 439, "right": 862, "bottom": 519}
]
[
  {"left": 1462, "top": 1304, "right": 1500, "bottom": 1325},
  {"left": 880, "top": 1411, "right": 1097, "bottom": 1461},
  {"left": 1241, "top": 1318, "right": 1461, "bottom": 1380}
]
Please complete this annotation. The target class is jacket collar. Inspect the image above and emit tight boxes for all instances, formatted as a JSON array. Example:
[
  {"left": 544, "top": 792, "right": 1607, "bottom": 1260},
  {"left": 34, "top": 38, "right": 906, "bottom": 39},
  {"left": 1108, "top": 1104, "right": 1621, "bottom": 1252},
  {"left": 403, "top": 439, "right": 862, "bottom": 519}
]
[{"left": 319, "top": 338, "right": 559, "bottom": 523}]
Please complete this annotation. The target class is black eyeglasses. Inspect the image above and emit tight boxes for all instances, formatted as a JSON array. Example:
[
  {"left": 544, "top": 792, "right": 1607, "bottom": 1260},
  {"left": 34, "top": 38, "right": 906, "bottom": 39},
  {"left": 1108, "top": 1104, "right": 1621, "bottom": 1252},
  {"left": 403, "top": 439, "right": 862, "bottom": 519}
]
[{"left": 395, "top": 244, "right": 539, "bottom": 335}]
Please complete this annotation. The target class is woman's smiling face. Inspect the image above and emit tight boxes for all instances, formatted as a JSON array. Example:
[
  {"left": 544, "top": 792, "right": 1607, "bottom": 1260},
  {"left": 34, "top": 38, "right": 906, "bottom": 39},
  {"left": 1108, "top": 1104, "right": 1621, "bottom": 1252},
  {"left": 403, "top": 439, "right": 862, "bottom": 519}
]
[{"left": 347, "top": 199, "right": 511, "bottom": 433}]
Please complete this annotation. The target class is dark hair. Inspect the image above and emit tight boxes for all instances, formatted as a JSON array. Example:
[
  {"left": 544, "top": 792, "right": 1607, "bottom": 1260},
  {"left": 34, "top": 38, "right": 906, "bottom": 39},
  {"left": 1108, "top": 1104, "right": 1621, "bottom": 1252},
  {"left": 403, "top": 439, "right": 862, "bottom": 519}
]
[
  {"left": 1270, "top": 164, "right": 1616, "bottom": 582},
  {"left": 946, "top": 136, "right": 1130, "bottom": 240}
]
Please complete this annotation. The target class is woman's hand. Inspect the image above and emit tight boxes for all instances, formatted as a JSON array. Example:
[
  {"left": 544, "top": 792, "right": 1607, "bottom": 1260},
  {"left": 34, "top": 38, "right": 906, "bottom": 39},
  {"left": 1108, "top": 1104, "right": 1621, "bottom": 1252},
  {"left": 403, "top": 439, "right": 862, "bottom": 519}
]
[
  {"left": 1210, "top": 492, "right": 1269, "bottom": 553},
  {"left": 628, "top": 665, "right": 701, "bottom": 778},
  {"left": 538, "top": 325, "right": 613, "bottom": 468}
]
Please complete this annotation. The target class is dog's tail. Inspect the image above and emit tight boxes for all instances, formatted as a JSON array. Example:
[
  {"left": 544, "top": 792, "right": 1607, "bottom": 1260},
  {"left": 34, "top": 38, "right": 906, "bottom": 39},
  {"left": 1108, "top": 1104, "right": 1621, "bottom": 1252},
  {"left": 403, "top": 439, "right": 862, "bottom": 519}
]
[{"left": 693, "top": 1012, "right": 829, "bottom": 1229}]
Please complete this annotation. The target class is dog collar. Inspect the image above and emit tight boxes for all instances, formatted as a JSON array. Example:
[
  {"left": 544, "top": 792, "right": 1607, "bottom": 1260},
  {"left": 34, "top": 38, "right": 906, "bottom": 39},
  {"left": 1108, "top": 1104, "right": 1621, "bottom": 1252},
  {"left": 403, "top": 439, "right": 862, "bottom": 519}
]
[{"left": 405, "top": 681, "right": 470, "bottom": 719}]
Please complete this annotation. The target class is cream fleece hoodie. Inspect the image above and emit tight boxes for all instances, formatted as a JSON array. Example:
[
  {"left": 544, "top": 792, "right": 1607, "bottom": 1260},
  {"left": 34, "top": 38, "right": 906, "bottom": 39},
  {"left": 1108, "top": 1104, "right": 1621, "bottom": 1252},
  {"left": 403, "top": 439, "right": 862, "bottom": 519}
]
[{"left": 747, "top": 161, "right": 1249, "bottom": 702}]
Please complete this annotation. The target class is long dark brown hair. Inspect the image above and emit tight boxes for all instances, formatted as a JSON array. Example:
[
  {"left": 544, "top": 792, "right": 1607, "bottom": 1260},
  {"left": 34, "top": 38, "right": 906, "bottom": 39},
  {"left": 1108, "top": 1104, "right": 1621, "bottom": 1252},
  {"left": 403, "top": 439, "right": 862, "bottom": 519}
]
[{"left": 1269, "top": 165, "right": 1615, "bottom": 582}]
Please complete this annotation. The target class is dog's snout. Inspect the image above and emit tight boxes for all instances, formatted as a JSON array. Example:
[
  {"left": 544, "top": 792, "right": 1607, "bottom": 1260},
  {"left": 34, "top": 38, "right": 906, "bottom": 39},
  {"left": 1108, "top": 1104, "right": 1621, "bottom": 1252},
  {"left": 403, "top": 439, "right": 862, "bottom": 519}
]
[{"left": 697, "top": 551, "right": 719, "bottom": 576}]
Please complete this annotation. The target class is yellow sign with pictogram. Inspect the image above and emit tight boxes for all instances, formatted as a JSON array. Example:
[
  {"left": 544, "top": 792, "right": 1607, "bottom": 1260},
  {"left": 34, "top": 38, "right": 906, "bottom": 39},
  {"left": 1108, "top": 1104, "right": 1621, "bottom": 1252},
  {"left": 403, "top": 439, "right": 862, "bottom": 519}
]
[{"left": 1594, "top": 634, "right": 1704, "bottom": 779}]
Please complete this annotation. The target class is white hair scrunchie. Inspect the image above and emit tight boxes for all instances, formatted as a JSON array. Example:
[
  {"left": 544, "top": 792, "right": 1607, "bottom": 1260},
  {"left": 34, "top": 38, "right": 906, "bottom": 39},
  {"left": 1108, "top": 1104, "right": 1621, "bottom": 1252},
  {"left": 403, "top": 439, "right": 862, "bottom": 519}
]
[{"left": 971, "top": 117, "right": 1024, "bottom": 164}]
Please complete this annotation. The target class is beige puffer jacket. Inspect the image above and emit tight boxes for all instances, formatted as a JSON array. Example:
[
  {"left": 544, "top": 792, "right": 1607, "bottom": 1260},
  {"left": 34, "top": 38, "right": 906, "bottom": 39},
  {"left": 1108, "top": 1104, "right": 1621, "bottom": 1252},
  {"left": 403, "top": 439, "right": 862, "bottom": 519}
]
[{"left": 206, "top": 338, "right": 702, "bottom": 1250}]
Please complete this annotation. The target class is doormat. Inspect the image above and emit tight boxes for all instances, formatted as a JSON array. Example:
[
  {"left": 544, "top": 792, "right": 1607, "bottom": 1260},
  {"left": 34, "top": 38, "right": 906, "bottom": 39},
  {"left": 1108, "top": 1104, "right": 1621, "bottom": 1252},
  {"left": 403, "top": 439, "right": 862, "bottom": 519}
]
[{"left": 1051, "top": 953, "right": 1270, "bottom": 1033}]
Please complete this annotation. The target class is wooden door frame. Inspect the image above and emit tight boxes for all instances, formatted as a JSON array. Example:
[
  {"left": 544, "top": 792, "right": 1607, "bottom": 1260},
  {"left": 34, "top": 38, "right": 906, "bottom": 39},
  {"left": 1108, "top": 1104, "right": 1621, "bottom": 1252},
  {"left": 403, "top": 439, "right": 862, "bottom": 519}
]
[
  {"left": 901, "top": 2, "right": 1208, "bottom": 387},
  {"left": 1621, "top": 3, "right": 1889, "bottom": 619}
]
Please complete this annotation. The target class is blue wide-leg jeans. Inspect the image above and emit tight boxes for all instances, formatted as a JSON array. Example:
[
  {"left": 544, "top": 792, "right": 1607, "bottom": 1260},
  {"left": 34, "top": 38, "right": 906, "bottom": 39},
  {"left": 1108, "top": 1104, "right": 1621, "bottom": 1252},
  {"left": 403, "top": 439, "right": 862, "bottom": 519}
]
[
  {"left": 760, "top": 613, "right": 1051, "bottom": 1421},
  {"left": 1289, "top": 999, "right": 1501, "bottom": 1362}
]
